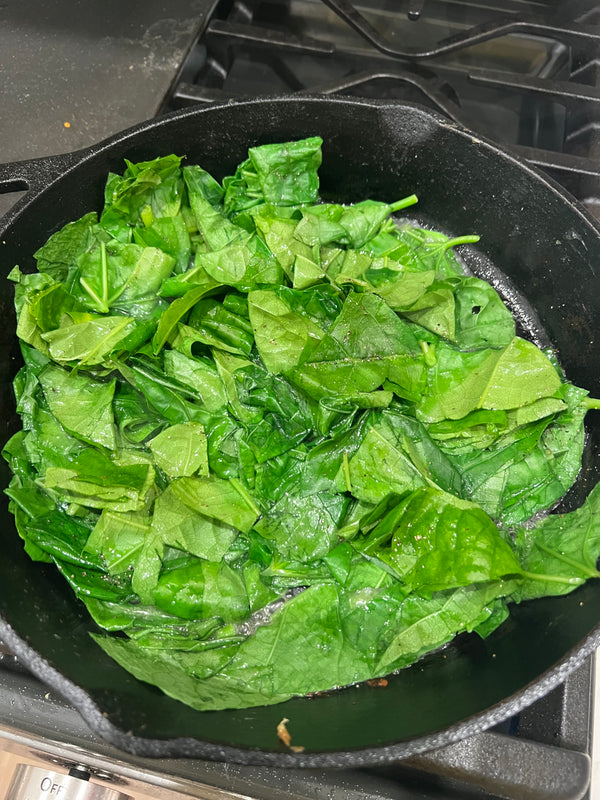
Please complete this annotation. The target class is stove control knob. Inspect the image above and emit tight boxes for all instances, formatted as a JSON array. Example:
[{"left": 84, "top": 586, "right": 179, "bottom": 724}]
[{"left": 6, "top": 764, "right": 133, "bottom": 800}]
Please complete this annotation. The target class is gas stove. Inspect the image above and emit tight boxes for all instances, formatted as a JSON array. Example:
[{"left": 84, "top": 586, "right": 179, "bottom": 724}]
[
  {"left": 1, "top": 2, "right": 599, "bottom": 799},
  {"left": 0, "top": 647, "right": 593, "bottom": 799}
]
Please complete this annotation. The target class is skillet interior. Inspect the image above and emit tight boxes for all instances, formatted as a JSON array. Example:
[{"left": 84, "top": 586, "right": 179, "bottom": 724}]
[{"left": 1, "top": 97, "right": 600, "bottom": 765}]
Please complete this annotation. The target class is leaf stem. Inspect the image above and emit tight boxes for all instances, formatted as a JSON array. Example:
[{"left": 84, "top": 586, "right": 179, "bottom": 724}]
[
  {"left": 521, "top": 570, "right": 583, "bottom": 586},
  {"left": 79, "top": 277, "right": 109, "bottom": 314},
  {"left": 534, "top": 542, "right": 600, "bottom": 579},
  {"left": 229, "top": 477, "right": 262, "bottom": 518},
  {"left": 441, "top": 235, "right": 480, "bottom": 251},
  {"left": 583, "top": 397, "right": 600, "bottom": 411},
  {"left": 101, "top": 241, "right": 109, "bottom": 306},
  {"left": 390, "top": 195, "right": 418, "bottom": 213},
  {"left": 419, "top": 340, "right": 437, "bottom": 367},
  {"left": 336, "top": 519, "right": 360, "bottom": 540},
  {"left": 342, "top": 451, "right": 353, "bottom": 494}
]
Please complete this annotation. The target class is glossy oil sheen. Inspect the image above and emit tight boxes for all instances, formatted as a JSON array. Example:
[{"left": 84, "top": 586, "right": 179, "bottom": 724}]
[{"left": 0, "top": 97, "right": 600, "bottom": 766}]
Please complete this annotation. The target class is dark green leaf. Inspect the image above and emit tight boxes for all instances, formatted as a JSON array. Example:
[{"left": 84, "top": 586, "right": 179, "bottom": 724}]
[
  {"left": 171, "top": 475, "right": 260, "bottom": 533},
  {"left": 33, "top": 212, "right": 100, "bottom": 280},
  {"left": 247, "top": 136, "right": 322, "bottom": 206},
  {"left": 388, "top": 488, "right": 522, "bottom": 592},
  {"left": 376, "top": 580, "right": 514, "bottom": 672},
  {"left": 510, "top": 481, "right": 600, "bottom": 602},
  {"left": 291, "top": 291, "right": 426, "bottom": 402},
  {"left": 39, "top": 364, "right": 116, "bottom": 451},
  {"left": 154, "top": 560, "right": 249, "bottom": 623},
  {"left": 248, "top": 284, "right": 341, "bottom": 374}
]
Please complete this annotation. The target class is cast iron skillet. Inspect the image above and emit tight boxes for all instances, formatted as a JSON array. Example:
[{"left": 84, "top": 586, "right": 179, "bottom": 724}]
[{"left": 0, "top": 97, "right": 600, "bottom": 768}]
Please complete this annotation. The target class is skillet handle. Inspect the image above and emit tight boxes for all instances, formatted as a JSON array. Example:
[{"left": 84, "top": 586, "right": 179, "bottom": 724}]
[
  {"left": 0, "top": 152, "right": 82, "bottom": 198},
  {"left": 402, "top": 731, "right": 591, "bottom": 800}
]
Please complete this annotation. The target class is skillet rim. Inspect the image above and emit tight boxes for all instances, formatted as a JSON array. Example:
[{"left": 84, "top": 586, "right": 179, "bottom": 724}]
[{"left": 0, "top": 94, "right": 599, "bottom": 767}]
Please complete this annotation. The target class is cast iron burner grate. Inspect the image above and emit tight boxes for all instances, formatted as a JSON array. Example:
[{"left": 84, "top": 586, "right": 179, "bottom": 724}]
[{"left": 164, "top": 0, "right": 600, "bottom": 220}]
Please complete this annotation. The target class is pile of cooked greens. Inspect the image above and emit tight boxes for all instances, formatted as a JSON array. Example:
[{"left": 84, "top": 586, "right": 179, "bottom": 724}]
[{"left": 5, "top": 136, "right": 600, "bottom": 712}]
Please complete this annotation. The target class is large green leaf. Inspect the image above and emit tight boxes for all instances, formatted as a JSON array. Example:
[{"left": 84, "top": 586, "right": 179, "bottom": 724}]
[
  {"left": 84, "top": 509, "right": 150, "bottom": 574},
  {"left": 148, "top": 422, "right": 208, "bottom": 479},
  {"left": 151, "top": 486, "right": 239, "bottom": 563},
  {"left": 39, "top": 364, "right": 116, "bottom": 451},
  {"left": 510, "top": 481, "right": 600, "bottom": 602},
  {"left": 417, "top": 337, "right": 562, "bottom": 424},
  {"left": 170, "top": 475, "right": 260, "bottom": 533},
  {"left": 43, "top": 449, "right": 155, "bottom": 512},
  {"left": 295, "top": 196, "right": 417, "bottom": 249},
  {"left": 247, "top": 136, "right": 322, "bottom": 206},
  {"left": 376, "top": 580, "right": 514, "bottom": 672},
  {"left": 33, "top": 212, "right": 100, "bottom": 281},
  {"left": 291, "top": 291, "right": 426, "bottom": 402},
  {"left": 152, "top": 284, "right": 222, "bottom": 354},
  {"left": 248, "top": 285, "right": 340, "bottom": 374},
  {"left": 153, "top": 559, "right": 250, "bottom": 623},
  {"left": 67, "top": 240, "right": 174, "bottom": 316},
  {"left": 388, "top": 488, "right": 522, "bottom": 592},
  {"left": 101, "top": 154, "right": 184, "bottom": 238},
  {"left": 41, "top": 316, "right": 135, "bottom": 366}
]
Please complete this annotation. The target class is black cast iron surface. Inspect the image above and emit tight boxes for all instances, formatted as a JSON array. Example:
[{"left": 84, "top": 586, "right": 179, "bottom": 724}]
[{"left": 0, "top": 97, "right": 600, "bottom": 767}]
